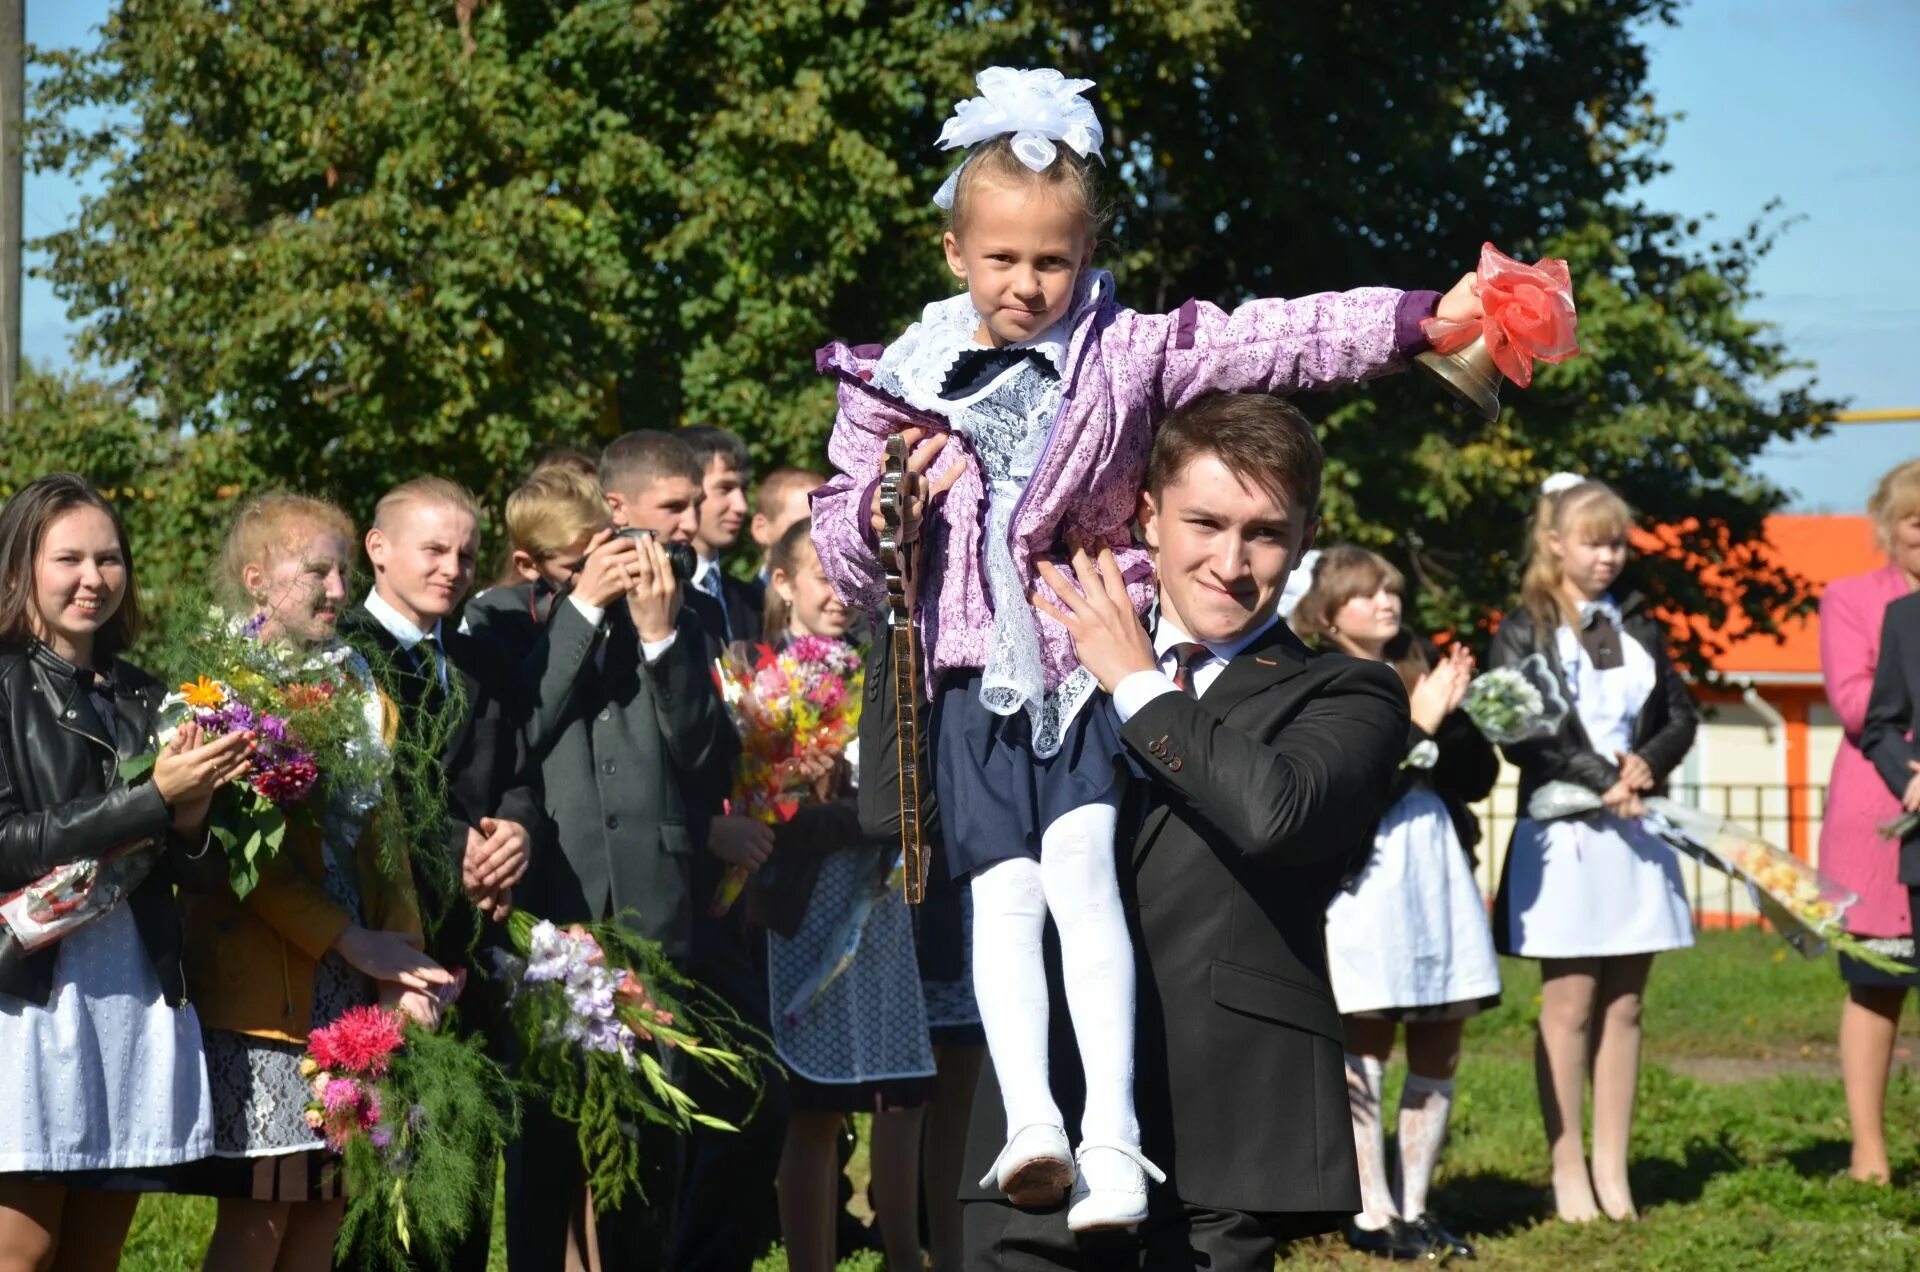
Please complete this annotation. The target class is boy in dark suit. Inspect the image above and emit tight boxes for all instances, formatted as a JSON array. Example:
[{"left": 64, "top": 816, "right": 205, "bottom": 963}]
[
  {"left": 679, "top": 425, "right": 765, "bottom": 644},
  {"left": 956, "top": 395, "right": 1411, "bottom": 1271},
  {"left": 338, "top": 476, "right": 544, "bottom": 1272}
]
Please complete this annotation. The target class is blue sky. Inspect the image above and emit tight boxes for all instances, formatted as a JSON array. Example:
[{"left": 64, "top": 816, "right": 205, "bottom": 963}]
[{"left": 22, "top": 1, "right": 1920, "bottom": 512}]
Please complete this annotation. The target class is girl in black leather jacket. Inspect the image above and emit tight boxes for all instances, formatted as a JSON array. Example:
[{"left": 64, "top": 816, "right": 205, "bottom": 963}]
[
  {"left": 0, "top": 474, "right": 251, "bottom": 1268},
  {"left": 1488, "top": 475, "right": 1698, "bottom": 1227}
]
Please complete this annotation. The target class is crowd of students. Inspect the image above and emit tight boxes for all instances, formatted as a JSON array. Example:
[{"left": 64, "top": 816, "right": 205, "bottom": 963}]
[{"left": 0, "top": 430, "right": 989, "bottom": 1272}]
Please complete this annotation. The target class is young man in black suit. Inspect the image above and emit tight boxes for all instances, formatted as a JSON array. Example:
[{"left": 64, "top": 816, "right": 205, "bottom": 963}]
[
  {"left": 1863, "top": 590, "right": 1920, "bottom": 881},
  {"left": 338, "top": 477, "right": 543, "bottom": 1272},
  {"left": 955, "top": 395, "right": 1412, "bottom": 1271},
  {"left": 679, "top": 425, "right": 766, "bottom": 644},
  {"left": 600, "top": 430, "right": 788, "bottom": 1269}
]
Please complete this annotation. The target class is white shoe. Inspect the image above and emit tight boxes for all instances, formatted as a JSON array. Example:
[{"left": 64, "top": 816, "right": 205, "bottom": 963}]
[
  {"left": 978, "top": 1123, "right": 1074, "bottom": 1207},
  {"left": 1066, "top": 1142, "right": 1165, "bottom": 1233}
]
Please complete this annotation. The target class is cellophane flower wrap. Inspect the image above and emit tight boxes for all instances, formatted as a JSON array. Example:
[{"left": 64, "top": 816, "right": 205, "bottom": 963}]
[
  {"left": 119, "top": 611, "right": 390, "bottom": 899},
  {"left": 1420, "top": 242, "right": 1580, "bottom": 388},
  {"left": 708, "top": 636, "right": 865, "bottom": 915},
  {"left": 1527, "top": 782, "right": 1911, "bottom": 975},
  {"left": 496, "top": 910, "right": 764, "bottom": 1212},
  {"left": 1461, "top": 653, "right": 1572, "bottom": 745},
  {"left": 302, "top": 1003, "right": 515, "bottom": 1268}
]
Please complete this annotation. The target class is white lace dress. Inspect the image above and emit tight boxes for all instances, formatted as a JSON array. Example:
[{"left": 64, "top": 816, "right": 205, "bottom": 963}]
[{"left": 0, "top": 904, "right": 215, "bottom": 1173}]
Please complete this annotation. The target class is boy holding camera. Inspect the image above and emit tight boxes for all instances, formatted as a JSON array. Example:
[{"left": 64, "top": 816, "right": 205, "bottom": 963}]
[{"left": 464, "top": 441, "right": 747, "bottom": 1269}]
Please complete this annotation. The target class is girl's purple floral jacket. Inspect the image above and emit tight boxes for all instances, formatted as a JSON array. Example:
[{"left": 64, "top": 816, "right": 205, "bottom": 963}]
[{"left": 810, "top": 272, "right": 1440, "bottom": 699}]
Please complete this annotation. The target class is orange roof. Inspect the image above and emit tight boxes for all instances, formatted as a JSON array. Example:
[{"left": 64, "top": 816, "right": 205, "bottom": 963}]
[{"left": 1706, "top": 514, "right": 1883, "bottom": 680}]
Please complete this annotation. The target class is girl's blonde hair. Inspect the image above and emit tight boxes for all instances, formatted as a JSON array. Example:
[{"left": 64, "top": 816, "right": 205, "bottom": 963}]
[
  {"left": 763, "top": 517, "right": 816, "bottom": 638},
  {"left": 501, "top": 467, "right": 608, "bottom": 581},
  {"left": 1867, "top": 459, "right": 1920, "bottom": 550},
  {"left": 1521, "top": 478, "right": 1634, "bottom": 632},
  {"left": 948, "top": 135, "right": 1109, "bottom": 240},
  {"left": 221, "top": 491, "right": 355, "bottom": 605}
]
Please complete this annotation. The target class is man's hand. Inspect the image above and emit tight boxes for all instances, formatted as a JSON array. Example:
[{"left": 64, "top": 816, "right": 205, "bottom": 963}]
[
  {"left": 1617, "top": 751, "right": 1657, "bottom": 794},
  {"left": 1435, "top": 272, "right": 1483, "bottom": 324},
  {"left": 1031, "top": 542, "right": 1155, "bottom": 694},
  {"left": 707, "top": 815, "right": 774, "bottom": 872},
  {"left": 1904, "top": 760, "right": 1920, "bottom": 813},
  {"left": 867, "top": 428, "right": 966, "bottom": 547},
  {"left": 464, "top": 817, "right": 530, "bottom": 895},
  {"left": 573, "top": 529, "right": 641, "bottom": 609},
  {"left": 624, "top": 532, "right": 682, "bottom": 644}
]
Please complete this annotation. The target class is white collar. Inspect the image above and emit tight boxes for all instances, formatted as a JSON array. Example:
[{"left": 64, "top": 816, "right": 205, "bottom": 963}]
[
  {"left": 1153, "top": 606, "right": 1281, "bottom": 665},
  {"left": 1576, "top": 594, "right": 1623, "bottom": 629},
  {"left": 363, "top": 587, "right": 442, "bottom": 651},
  {"left": 694, "top": 553, "right": 723, "bottom": 582},
  {"left": 881, "top": 268, "right": 1109, "bottom": 401}
]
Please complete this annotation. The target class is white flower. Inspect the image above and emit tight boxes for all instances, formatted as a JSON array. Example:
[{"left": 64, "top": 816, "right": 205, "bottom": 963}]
[{"left": 932, "top": 67, "right": 1105, "bottom": 209}]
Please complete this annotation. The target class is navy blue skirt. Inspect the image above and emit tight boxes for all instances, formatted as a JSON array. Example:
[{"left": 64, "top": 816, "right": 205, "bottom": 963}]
[{"left": 931, "top": 673, "right": 1125, "bottom": 880}]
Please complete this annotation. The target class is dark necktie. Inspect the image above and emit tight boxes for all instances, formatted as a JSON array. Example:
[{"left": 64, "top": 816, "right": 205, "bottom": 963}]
[
  {"left": 413, "top": 633, "right": 446, "bottom": 691},
  {"left": 1167, "top": 642, "right": 1214, "bottom": 696},
  {"left": 939, "top": 346, "right": 1058, "bottom": 401},
  {"left": 1579, "top": 608, "right": 1624, "bottom": 671}
]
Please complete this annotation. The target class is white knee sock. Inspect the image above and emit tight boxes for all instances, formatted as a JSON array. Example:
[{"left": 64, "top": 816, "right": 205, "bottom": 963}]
[
  {"left": 1345, "top": 1054, "right": 1397, "bottom": 1231},
  {"left": 1037, "top": 802, "right": 1138, "bottom": 1150},
  {"left": 1394, "top": 1073, "right": 1455, "bottom": 1221},
  {"left": 970, "top": 858, "right": 1062, "bottom": 1136}
]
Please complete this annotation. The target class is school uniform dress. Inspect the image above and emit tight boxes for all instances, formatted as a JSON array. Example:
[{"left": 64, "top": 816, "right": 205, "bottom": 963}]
[
  {"left": 767, "top": 841, "right": 936, "bottom": 1111},
  {"left": 1491, "top": 597, "right": 1699, "bottom": 959},
  {"left": 1326, "top": 707, "right": 1502, "bottom": 1019}
]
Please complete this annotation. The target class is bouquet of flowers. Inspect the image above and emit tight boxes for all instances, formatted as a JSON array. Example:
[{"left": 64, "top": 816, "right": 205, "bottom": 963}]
[
  {"left": 497, "top": 910, "right": 763, "bottom": 1211},
  {"left": 122, "top": 614, "right": 389, "bottom": 898},
  {"left": 0, "top": 842, "right": 157, "bottom": 977},
  {"left": 1527, "top": 781, "right": 1911, "bottom": 975},
  {"left": 303, "top": 1003, "right": 515, "bottom": 1267},
  {"left": 1461, "top": 653, "right": 1571, "bottom": 745},
  {"left": 708, "top": 636, "right": 864, "bottom": 915},
  {"left": 1880, "top": 810, "right": 1920, "bottom": 843}
]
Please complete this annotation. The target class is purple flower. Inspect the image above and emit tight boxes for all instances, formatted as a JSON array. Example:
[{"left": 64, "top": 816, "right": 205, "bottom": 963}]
[{"left": 370, "top": 1126, "right": 393, "bottom": 1151}]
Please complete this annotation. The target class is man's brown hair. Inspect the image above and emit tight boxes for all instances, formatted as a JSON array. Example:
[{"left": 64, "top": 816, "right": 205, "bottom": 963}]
[
  {"left": 754, "top": 467, "right": 824, "bottom": 515},
  {"left": 1145, "top": 393, "right": 1323, "bottom": 515},
  {"left": 600, "top": 430, "right": 703, "bottom": 496}
]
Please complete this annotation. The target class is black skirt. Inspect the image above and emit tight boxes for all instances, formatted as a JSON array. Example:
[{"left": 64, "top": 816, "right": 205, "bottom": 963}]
[{"left": 930, "top": 673, "right": 1126, "bottom": 880}]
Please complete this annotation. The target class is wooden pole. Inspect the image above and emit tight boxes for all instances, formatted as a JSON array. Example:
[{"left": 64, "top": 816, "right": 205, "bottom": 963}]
[{"left": 0, "top": 0, "right": 23, "bottom": 419}]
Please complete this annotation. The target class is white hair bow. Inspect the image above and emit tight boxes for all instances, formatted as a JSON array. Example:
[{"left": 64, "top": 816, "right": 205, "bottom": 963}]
[
  {"left": 1540, "top": 471, "right": 1587, "bottom": 496},
  {"left": 932, "top": 67, "right": 1105, "bottom": 210}
]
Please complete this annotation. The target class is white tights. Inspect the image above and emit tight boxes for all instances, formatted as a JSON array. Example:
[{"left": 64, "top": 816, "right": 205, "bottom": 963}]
[{"left": 969, "top": 802, "right": 1138, "bottom": 1149}]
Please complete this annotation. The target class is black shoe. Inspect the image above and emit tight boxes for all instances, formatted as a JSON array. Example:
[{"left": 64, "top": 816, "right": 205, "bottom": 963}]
[
  {"left": 1344, "top": 1218, "right": 1444, "bottom": 1262},
  {"left": 1408, "top": 1214, "right": 1475, "bottom": 1260}
]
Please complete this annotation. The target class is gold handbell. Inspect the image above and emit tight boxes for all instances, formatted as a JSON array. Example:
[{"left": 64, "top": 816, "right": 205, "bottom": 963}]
[{"left": 1416, "top": 334, "right": 1502, "bottom": 422}]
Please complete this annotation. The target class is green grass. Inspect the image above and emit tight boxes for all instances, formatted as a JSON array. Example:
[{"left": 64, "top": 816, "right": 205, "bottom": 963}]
[{"left": 119, "top": 931, "right": 1920, "bottom": 1269}]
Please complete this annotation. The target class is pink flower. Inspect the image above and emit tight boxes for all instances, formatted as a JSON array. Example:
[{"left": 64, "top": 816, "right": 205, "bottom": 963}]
[{"left": 307, "top": 1005, "right": 407, "bottom": 1077}]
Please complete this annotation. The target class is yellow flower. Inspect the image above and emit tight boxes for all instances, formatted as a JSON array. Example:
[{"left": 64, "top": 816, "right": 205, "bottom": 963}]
[{"left": 180, "top": 676, "right": 226, "bottom": 709}]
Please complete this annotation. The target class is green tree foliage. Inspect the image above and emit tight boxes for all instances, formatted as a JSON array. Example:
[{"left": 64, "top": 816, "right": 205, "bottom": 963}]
[{"left": 29, "top": 0, "right": 1831, "bottom": 663}]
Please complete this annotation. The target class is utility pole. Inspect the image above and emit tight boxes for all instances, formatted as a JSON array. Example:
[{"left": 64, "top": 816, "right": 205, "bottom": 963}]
[{"left": 0, "top": 0, "right": 22, "bottom": 420}]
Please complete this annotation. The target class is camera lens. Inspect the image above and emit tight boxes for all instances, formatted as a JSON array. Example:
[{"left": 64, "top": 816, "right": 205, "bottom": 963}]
[{"left": 662, "top": 541, "right": 697, "bottom": 584}]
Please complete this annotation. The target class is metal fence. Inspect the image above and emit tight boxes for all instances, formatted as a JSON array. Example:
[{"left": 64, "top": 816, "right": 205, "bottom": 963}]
[{"left": 1471, "top": 781, "right": 1830, "bottom": 930}]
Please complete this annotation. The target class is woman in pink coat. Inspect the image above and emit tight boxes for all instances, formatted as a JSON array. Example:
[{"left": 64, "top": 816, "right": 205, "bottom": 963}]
[{"left": 1821, "top": 457, "right": 1920, "bottom": 1183}]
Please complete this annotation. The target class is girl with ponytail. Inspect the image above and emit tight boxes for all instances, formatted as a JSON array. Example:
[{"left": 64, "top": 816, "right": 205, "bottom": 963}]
[{"left": 1487, "top": 474, "right": 1698, "bottom": 1224}]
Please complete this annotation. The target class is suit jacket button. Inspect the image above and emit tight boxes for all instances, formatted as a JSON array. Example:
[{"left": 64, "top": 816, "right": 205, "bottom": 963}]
[
  {"left": 602, "top": 760, "right": 616, "bottom": 775},
  {"left": 605, "top": 815, "right": 619, "bottom": 830},
  {"left": 1168, "top": 757, "right": 1182, "bottom": 772},
  {"left": 599, "top": 708, "right": 612, "bottom": 722},
  {"left": 1148, "top": 740, "right": 1164, "bottom": 755}
]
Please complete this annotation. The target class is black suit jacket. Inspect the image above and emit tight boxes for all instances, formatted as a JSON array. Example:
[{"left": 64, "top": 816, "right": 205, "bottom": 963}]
[
  {"left": 721, "top": 572, "right": 766, "bottom": 645},
  {"left": 461, "top": 584, "right": 737, "bottom": 961},
  {"left": 1862, "top": 591, "right": 1920, "bottom": 879},
  {"left": 960, "top": 623, "right": 1409, "bottom": 1222},
  {"left": 341, "top": 602, "right": 545, "bottom": 969}
]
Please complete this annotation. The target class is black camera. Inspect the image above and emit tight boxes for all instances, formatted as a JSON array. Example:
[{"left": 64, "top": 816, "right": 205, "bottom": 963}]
[{"left": 614, "top": 527, "right": 698, "bottom": 584}]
